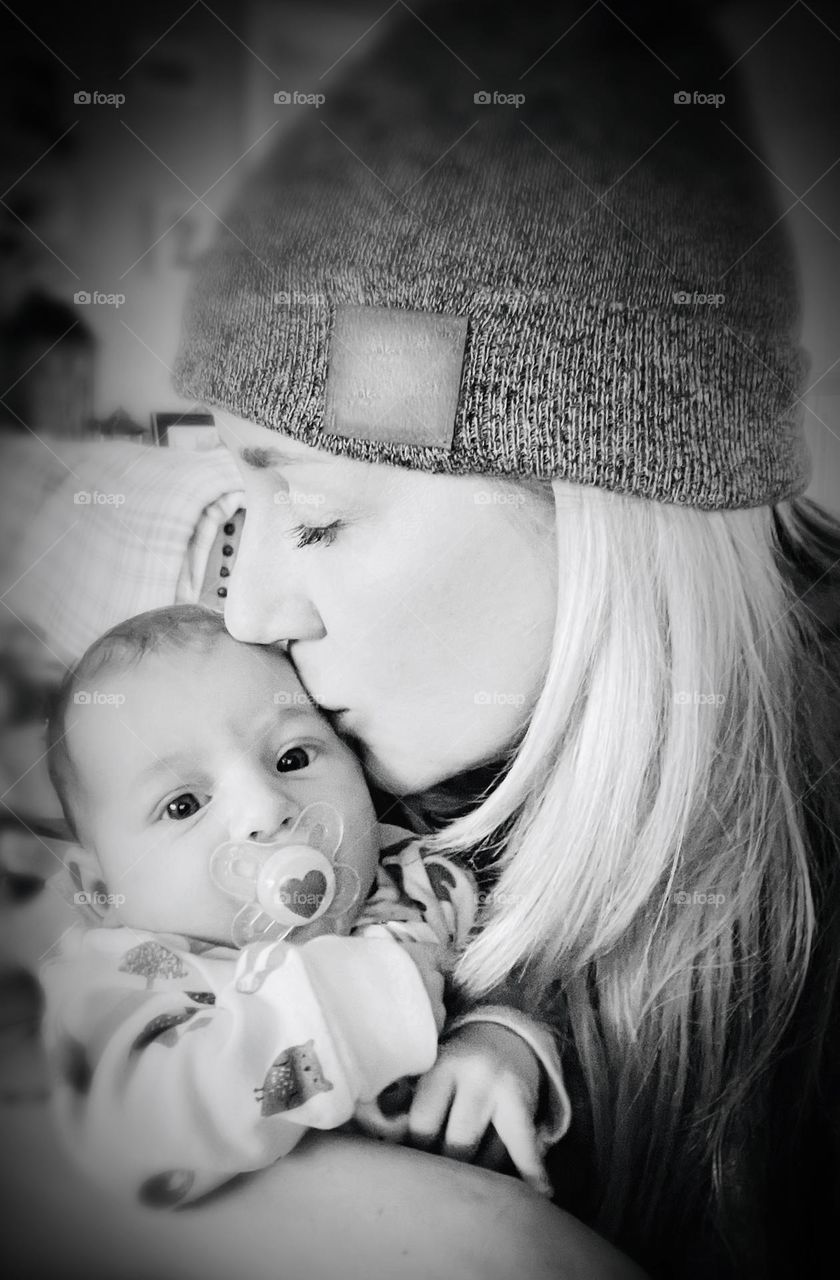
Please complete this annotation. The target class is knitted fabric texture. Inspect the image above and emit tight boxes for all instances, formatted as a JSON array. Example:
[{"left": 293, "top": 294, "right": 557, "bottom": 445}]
[{"left": 173, "top": 0, "right": 812, "bottom": 510}]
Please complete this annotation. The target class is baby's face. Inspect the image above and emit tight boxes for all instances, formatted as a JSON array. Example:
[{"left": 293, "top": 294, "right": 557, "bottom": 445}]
[{"left": 67, "top": 636, "right": 380, "bottom": 945}]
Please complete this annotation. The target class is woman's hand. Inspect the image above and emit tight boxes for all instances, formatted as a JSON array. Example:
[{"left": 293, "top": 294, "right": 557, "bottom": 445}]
[{"left": 355, "top": 1021, "right": 553, "bottom": 1196}]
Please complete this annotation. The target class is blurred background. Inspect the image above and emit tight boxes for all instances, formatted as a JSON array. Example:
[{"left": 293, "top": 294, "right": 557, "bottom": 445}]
[
  {"left": 0, "top": 0, "right": 383, "bottom": 445},
  {"left": 0, "top": 0, "right": 836, "bottom": 494},
  {"left": 0, "top": 0, "right": 837, "bottom": 505}
]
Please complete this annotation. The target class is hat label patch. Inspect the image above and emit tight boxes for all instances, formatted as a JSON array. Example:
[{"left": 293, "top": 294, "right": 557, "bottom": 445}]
[{"left": 324, "top": 304, "right": 467, "bottom": 449}]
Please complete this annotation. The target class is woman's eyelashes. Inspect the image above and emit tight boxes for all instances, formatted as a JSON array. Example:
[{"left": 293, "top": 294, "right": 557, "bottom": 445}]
[{"left": 289, "top": 520, "right": 343, "bottom": 549}]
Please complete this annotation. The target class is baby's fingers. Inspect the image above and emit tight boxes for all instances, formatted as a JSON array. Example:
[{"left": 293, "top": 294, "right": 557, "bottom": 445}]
[
  {"left": 406, "top": 1068, "right": 456, "bottom": 1152},
  {"left": 438, "top": 1088, "right": 493, "bottom": 1164},
  {"left": 492, "top": 1092, "right": 552, "bottom": 1197},
  {"left": 353, "top": 1097, "right": 410, "bottom": 1142}
]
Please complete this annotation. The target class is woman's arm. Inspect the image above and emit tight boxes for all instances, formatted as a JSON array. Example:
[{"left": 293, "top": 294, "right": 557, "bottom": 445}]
[{"left": 3, "top": 1102, "right": 647, "bottom": 1280}]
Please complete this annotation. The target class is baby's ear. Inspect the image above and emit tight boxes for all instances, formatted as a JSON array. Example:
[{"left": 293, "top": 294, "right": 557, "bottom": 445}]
[{"left": 63, "top": 844, "right": 118, "bottom": 925}]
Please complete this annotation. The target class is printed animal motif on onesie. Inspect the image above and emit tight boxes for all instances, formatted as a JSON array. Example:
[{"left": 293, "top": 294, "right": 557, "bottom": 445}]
[
  {"left": 131, "top": 1008, "right": 198, "bottom": 1052},
  {"left": 118, "top": 942, "right": 189, "bottom": 990},
  {"left": 254, "top": 1040, "right": 333, "bottom": 1116}
]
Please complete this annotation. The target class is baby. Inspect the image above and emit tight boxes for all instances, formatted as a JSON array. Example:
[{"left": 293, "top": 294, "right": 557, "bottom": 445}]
[{"left": 40, "top": 604, "right": 569, "bottom": 1207}]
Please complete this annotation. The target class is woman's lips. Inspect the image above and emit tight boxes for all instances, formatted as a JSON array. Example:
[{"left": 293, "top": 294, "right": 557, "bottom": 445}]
[{"left": 328, "top": 709, "right": 363, "bottom": 740}]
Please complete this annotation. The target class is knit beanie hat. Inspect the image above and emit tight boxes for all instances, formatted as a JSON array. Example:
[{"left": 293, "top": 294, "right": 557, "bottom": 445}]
[{"left": 173, "top": 0, "right": 811, "bottom": 510}]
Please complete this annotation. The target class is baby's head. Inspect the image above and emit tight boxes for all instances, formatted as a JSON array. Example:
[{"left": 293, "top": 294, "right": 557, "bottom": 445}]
[{"left": 47, "top": 604, "right": 380, "bottom": 945}]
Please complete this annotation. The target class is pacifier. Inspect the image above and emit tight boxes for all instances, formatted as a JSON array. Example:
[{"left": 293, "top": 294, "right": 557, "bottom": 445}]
[{"left": 209, "top": 802, "right": 360, "bottom": 947}]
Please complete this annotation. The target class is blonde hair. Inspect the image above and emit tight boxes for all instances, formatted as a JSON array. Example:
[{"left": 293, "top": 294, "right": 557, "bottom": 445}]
[{"left": 424, "top": 481, "right": 839, "bottom": 1260}]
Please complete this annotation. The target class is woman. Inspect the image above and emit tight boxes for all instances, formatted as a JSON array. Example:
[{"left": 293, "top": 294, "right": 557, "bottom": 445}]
[
  {"left": 167, "top": 2, "right": 840, "bottom": 1276},
  {"left": 193, "top": 416, "right": 838, "bottom": 1280}
]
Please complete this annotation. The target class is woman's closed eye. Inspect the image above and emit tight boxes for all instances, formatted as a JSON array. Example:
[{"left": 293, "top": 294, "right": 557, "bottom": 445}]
[{"left": 290, "top": 521, "right": 342, "bottom": 549}]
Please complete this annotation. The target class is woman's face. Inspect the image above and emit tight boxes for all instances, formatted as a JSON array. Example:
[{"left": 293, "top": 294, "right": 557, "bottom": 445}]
[{"left": 216, "top": 413, "right": 558, "bottom": 794}]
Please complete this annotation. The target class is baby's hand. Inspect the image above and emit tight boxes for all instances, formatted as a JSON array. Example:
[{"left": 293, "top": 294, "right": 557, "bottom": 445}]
[{"left": 355, "top": 1021, "right": 552, "bottom": 1196}]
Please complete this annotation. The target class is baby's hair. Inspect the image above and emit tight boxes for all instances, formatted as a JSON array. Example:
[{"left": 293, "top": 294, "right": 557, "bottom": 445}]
[{"left": 47, "top": 604, "right": 231, "bottom": 844}]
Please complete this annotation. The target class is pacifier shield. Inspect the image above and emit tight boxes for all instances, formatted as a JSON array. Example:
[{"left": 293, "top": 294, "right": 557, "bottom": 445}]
[
  {"left": 210, "top": 803, "right": 358, "bottom": 945},
  {"left": 209, "top": 841, "right": 265, "bottom": 900}
]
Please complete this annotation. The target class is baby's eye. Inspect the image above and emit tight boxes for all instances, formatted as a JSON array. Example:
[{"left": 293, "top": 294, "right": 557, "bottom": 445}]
[
  {"left": 165, "top": 793, "right": 202, "bottom": 820},
  {"left": 276, "top": 746, "right": 311, "bottom": 772}
]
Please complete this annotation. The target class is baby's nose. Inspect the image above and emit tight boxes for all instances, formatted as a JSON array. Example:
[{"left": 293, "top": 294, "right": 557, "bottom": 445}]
[
  {"left": 244, "top": 814, "right": 295, "bottom": 843},
  {"left": 226, "top": 780, "right": 300, "bottom": 844}
]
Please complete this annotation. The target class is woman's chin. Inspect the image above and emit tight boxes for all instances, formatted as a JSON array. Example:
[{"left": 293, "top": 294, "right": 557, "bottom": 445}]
[
  {"left": 335, "top": 716, "right": 480, "bottom": 796},
  {"left": 358, "top": 744, "right": 453, "bottom": 798}
]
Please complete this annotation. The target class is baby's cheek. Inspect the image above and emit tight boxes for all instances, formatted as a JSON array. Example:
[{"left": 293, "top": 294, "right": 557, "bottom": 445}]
[
  {"left": 112, "top": 885, "right": 151, "bottom": 921},
  {"left": 346, "top": 816, "right": 381, "bottom": 884}
]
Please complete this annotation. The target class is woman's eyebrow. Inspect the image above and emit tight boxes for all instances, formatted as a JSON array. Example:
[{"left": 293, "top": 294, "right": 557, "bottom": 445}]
[{"left": 240, "top": 447, "right": 322, "bottom": 470}]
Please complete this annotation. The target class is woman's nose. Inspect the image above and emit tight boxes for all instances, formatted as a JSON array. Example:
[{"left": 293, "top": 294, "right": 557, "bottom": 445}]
[{"left": 224, "top": 511, "right": 325, "bottom": 646}]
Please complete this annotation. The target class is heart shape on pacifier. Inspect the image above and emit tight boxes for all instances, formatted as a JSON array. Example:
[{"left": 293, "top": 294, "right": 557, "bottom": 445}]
[{"left": 276, "top": 869, "right": 329, "bottom": 919}]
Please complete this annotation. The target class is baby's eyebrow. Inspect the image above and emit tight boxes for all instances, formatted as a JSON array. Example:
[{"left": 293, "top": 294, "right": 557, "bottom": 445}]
[
  {"left": 137, "top": 753, "right": 196, "bottom": 783},
  {"left": 264, "top": 707, "right": 327, "bottom": 731}
]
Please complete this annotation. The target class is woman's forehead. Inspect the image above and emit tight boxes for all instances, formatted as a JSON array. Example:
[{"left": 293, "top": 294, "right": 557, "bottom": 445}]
[
  {"left": 215, "top": 413, "right": 329, "bottom": 466},
  {"left": 215, "top": 411, "right": 411, "bottom": 498}
]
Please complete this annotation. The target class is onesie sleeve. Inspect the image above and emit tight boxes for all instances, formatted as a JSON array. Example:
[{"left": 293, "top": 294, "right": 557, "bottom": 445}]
[
  {"left": 40, "top": 927, "right": 439, "bottom": 1207},
  {"left": 354, "top": 836, "right": 572, "bottom": 1149}
]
